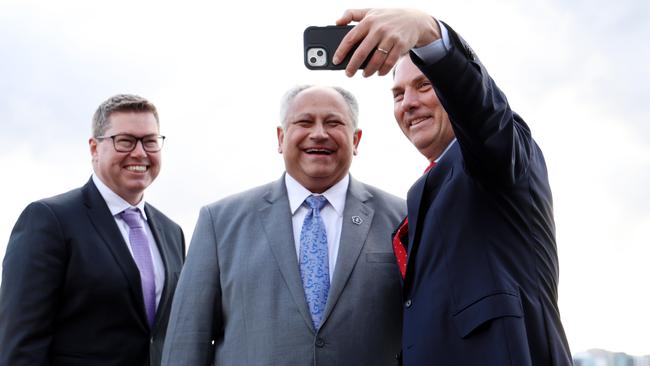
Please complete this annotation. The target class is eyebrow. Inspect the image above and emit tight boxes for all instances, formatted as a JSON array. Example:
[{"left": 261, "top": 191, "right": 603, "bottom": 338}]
[
  {"left": 391, "top": 74, "right": 431, "bottom": 94},
  {"left": 290, "top": 113, "right": 314, "bottom": 121},
  {"left": 110, "top": 133, "right": 159, "bottom": 138},
  {"left": 291, "top": 112, "right": 346, "bottom": 121}
]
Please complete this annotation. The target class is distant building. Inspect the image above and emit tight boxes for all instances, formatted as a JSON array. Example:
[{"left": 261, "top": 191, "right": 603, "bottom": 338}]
[{"left": 574, "top": 349, "right": 650, "bottom": 366}]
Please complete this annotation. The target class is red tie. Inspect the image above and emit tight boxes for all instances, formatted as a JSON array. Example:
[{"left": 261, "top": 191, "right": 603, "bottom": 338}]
[{"left": 393, "top": 161, "right": 436, "bottom": 279}]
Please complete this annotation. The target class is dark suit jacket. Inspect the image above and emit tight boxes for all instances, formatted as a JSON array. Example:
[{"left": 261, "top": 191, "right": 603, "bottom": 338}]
[
  {"left": 400, "top": 24, "right": 573, "bottom": 365},
  {"left": 0, "top": 178, "right": 185, "bottom": 366}
]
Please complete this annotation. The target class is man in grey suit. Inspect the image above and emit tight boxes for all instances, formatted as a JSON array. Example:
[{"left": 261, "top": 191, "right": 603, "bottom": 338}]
[{"left": 162, "top": 85, "right": 405, "bottom": 365}]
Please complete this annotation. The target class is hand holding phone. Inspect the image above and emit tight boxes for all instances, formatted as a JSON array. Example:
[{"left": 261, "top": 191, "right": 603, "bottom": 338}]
[{"left": 329, "top": 8, "right": 441, "bottom": 77}]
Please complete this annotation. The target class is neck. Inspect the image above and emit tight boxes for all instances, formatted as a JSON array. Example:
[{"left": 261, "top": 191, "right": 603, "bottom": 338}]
[
  {"left": 423, "top": 136, "right": 454, "bottom": 163},
  {"left": 123, "top": 193, "right": 144, "bottom": 206}
]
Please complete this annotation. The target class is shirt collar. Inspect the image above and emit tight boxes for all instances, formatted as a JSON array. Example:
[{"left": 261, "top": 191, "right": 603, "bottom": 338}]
[
  {"left": 92, "top": 173, "right": 148, "bottom": 220},
  {"left": 435, "top": 138, "right": 457, "bottom": 163},
  {"left": 285, "top": 173, "right": 349, "bottom": 217}
]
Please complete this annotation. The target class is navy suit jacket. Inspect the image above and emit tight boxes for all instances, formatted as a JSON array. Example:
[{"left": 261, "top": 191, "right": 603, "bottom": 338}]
[
  {"left": 400, "top": 24, "right": 573, "bottom": 365},
  {"left": 0, "top": 178, "right": 185, "bottom": 366}
]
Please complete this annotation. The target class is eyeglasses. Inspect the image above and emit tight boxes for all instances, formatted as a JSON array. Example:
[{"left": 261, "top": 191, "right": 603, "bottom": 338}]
[{"left": 96, "top": 134, "right": 166, "bottom": 153}]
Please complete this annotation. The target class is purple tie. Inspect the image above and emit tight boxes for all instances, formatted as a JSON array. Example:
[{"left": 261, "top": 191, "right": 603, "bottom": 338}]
[{"left": 120, "top": 208, "right": 156, "bottom": 327}]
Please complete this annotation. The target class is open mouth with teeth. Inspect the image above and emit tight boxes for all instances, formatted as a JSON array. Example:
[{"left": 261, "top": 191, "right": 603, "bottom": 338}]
[
  {"left": 304, "top": 148, "right": 334, "bottom": 155},
  {"left": 125, "top": 165, "right": 148, "bottom": 172},
  {"left": 409, "top": 116, "right": 431, "bottom": 127}
]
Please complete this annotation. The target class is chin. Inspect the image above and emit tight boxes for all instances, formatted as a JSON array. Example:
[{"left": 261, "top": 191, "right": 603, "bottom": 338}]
[
  {"left": 305, "top": 170, "right": 334, "bottom": 179},
  {"left": 124, "top": 181, "right": 150, "bottom": 192},
  {"left": 412, "top": 136, "right": 434, "bottom": 150}
]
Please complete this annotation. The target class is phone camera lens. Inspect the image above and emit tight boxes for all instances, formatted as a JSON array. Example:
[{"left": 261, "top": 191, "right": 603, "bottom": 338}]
[
  {"left": 317, "top": 50, "right": 324, "bottom": 57},
  {"left": 310, "top": 57, "right": 317, "bottom": 64}
]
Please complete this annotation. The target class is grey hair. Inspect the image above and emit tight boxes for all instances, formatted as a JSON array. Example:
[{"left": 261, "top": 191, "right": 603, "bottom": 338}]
[
  {"left": 92, "top": 94, "right": 159, "bottom": 137},
  {"left": 279, "top": 85, "right": 359, "bottom": 130}
]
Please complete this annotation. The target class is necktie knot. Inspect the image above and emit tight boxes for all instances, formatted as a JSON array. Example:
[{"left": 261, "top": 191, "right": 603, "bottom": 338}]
[
  {"left": 120, "top": 208, "right": 144, "bottom": 229},
  {"left": 305, "top": 195, "right": 327, "bottom": 212}
]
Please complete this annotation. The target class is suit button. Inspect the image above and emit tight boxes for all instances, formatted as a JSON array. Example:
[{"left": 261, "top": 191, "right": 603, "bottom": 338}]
[
  {"left": 315, "top": 338, "right": 325, "bottom": 348},
  {"left": 405, "top": 299, "right": 412, "bottom": 308}
]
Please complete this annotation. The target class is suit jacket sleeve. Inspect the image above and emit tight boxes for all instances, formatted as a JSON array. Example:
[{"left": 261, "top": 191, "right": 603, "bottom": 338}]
[
  {"left": 0, "top": 202, "right": 67, "bottom": 365},
  {"left": 411, "top": 23, "right": 535, "bottom": 187},
  {"left": 161, "top": 206, "right": 222, "bottom": 366}
]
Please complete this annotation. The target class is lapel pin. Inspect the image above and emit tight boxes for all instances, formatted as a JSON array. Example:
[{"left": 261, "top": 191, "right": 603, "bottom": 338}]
[{"left": 351, "top": 216, "right": 363, "bottom": 225}]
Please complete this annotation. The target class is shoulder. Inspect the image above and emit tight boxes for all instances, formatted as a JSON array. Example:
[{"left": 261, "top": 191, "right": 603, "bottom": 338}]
[
  {"left": 353, "top": 180, "right": 406, "bottom": 212},
  {"left": 7, "top": 187, "right": 85, "bottom": 255},
  {"left": 22, "top": 185, "right": 86, "bottom": 220},
  {"left": 39, "top": 186, "right": 84, "bottom": 207},
  {"left": 203, "top": 180, "right": 278, "bottom": 213},
  {"left": 144, "top": 203, "right": 182, "bottom": 230}
]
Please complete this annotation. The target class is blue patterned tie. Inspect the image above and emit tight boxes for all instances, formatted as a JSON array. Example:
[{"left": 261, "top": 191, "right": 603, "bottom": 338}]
[
  {"left": 120, "top": 208, "right": 156, "bottom": 328},
  {"left": 299, "top": 195, "right": 330, "bottom": 329}
]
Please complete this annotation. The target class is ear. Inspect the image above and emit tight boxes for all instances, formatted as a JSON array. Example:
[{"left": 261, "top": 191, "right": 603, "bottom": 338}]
[
  {"left": 276, "top": 126, "right": 284, "bottom": 153},
  {"left": 89, "top": 137, "right": 99, "bottom": 162},
  {"left": 352, "top": 129, "right": 362, "bottom": 156}
]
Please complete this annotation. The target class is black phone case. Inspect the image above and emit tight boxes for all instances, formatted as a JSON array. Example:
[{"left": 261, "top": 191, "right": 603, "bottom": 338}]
[{"left": 303, "top": 25, "right": 369, "bottom": 70}]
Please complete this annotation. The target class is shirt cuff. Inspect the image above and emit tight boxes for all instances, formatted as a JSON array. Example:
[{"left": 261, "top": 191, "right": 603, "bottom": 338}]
[{"left": 411, "top": 19, "right": 451, "bottom": 64}]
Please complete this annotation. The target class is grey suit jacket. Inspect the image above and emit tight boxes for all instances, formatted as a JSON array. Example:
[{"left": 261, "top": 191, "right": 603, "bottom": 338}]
[{"left": 162, "top": 175, "right": 405, "bottom": 366}]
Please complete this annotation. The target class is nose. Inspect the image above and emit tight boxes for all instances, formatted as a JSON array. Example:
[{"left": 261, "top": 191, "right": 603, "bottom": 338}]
[
  {"left": 310, "top": 122, "right": 328, "bottom": 140},
  {"left": 130, "top": 140, "right": 148, "bottom": 157},
  {"left": 401, "top": 88, "right": 420, "bottom": 112}
]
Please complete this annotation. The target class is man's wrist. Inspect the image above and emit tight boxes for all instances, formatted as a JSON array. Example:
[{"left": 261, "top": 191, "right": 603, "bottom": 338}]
[{"left": 411, "top": 19, "right": 451, "bottom": 64}]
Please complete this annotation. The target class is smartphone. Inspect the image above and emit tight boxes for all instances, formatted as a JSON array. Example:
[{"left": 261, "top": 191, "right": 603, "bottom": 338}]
[{"left": 303, "top": 25, "right": 370, "bottom": 70}]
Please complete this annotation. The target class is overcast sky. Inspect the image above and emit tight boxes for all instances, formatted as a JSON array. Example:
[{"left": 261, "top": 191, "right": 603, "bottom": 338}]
[{"left": 1, "top": 0, "right": 648, "bottom": 356}]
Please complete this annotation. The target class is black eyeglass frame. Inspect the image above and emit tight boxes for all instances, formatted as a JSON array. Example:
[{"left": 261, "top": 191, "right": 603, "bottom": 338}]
[{"left": 95, "top": 134, "right": 166, "bottom": 153}]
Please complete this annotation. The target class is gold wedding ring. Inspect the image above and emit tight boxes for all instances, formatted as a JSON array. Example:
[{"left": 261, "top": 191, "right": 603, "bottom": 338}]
[{"left": 377, "top": 47, "right": 390, "bottom": 55}]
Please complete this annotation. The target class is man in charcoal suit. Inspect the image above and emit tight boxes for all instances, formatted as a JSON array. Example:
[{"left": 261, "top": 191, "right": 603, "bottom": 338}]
[{"left": 0, "top": 94, "right": 185, "bottom": 366}]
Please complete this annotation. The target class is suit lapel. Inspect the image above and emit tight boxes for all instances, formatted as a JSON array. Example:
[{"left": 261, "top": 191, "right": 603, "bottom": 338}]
[
  {"left": 321, "top": 177, "right": 374, "bottom": 325},
  {"left": 405, "top": 145, "right": 458, "bottom": 283},
  {"left": 82, "top": 179, "right": 148, "bottom": 329},
  {"left": 406, "top": 173, "right": 428, "bottom": 255},
  {"left": 258, "top": 177, "right": 314, "bottom": 331}
]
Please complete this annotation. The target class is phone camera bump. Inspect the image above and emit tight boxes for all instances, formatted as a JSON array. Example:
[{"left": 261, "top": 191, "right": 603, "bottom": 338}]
[{"left": 307, "top": 47, "right": 327, "bottom": 67}]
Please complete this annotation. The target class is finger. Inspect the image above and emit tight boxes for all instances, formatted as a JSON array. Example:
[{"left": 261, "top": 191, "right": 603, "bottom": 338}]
[
  {"left": 335, "top": 8, "right": 370, "bottom": 26},
  {"left": 361, "top": 45, "right": 391, "bottom": 77},
  {"left": 344, "top": 29, "right": 381, "bottom": 77},
  {"left": 377, "top": 49, "right": 403, "bottom": 76},
  {"left": 333, "top": 19, "right": 370, "bottom": 66},
  {"left": 335, "top": 9, "right": 353, "bottom": 26}
]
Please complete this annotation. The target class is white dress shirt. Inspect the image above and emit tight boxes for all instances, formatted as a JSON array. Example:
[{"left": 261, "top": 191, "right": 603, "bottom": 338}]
[
  {"left": 92, "top": 174, "right": 165, "bottom": 308},
  {"left": 436, "top": 138, "right": 457, "bottom": 163},
  {"left": 285, "top": 173, "right": 349, "bottom": 282},
  {"left": 411, "top": 19, "right": 452, "bottom": 64}
]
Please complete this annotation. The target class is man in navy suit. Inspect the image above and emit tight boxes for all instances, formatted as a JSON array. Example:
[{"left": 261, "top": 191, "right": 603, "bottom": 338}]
[
  {"left": 334, "top": 8, "right": 573, "bottom": 365},
  {"left": 0, "top": 94, "right": 185, "bottom": 366}
]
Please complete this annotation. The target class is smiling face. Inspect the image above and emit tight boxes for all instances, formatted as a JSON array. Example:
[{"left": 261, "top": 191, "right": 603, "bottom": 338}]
[
  {"left": 277, "top": 86, "right": 362, "bottom": 193},
  {"left": 90, "top": 111, "right": 161, "bottom": 205},
  {"left": 392, "top": 56, "right": 455, "bottom": 161}
]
